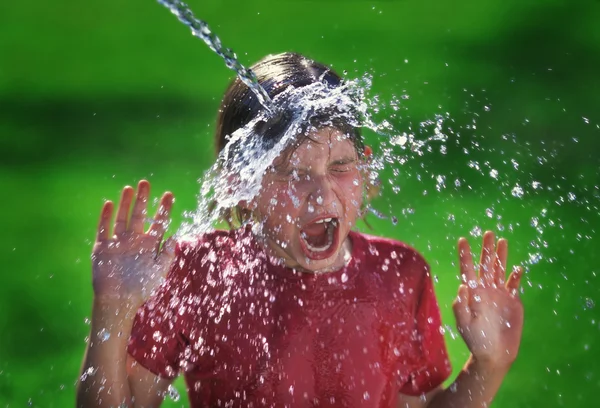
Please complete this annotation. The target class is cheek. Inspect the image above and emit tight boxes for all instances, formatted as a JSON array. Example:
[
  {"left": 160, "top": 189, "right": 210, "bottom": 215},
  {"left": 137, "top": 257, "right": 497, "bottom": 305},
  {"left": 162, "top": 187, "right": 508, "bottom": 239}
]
[
  {"left": 333, "top": 171, "right": 363, "bottom": 207},
  {"left": 258, "top": 184, "right": 301, "bottom": 224}
]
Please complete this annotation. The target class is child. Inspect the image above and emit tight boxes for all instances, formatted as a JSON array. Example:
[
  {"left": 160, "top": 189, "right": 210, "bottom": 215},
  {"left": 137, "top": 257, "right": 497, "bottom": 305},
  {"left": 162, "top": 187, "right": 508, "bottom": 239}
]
[{"left": 77, "top": 52, "right": 524, "bottom": 408}]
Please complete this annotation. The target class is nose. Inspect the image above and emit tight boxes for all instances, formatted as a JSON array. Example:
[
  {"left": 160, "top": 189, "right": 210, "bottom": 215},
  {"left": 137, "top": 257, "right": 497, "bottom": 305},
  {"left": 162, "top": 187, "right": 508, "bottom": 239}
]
[{"left": 309, "top": 174, "right": 336, "bottom": 209}]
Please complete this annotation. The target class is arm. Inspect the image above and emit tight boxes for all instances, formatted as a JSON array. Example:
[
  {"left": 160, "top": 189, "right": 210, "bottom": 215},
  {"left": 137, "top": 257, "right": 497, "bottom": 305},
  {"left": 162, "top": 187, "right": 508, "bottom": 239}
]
[
  {"left": 76, "top": 181, "right": 176, "bottom": 407},
  {"left": 397, "top": 356, "right": 508, "bottom": 408},
  {"left": 426, "top": 355, "right": 509, "bottom": 408},
  {"left": 77, "top": 297, "right": 173, "bottom": 407}
]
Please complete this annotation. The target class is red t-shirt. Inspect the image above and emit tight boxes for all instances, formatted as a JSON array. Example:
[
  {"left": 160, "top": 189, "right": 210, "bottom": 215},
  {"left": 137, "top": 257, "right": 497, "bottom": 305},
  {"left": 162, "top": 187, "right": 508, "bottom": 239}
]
[{"left": 128, "top": 227, "right": 451, "bottom": 407}]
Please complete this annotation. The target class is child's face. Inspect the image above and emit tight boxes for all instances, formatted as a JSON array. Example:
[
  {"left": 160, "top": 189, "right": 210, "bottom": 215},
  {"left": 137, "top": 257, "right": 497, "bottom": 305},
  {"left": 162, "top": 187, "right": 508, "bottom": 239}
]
[{"left": 254, "top": 127, "right": 364, "bottom": 272}]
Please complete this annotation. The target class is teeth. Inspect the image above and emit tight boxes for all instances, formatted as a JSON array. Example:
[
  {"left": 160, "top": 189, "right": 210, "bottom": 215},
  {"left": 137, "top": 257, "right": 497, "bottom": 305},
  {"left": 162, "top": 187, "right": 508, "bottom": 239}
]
[{"left": 315, "top": 217, "right": 333, "bottom": 224}]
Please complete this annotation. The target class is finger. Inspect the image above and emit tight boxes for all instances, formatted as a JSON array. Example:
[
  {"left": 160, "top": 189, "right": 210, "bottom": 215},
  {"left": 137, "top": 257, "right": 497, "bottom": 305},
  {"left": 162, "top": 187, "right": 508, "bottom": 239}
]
[
  {"left": 452, "top": 284, "right": 472, "bottom": 329},
  {"left": 114, "top": 185, "right": 134, "bottom": 235},
  {"left": 97, "top": 201, "right": 114, "bottom": 242},
  {"left": 458, "top": 238, "right": 476, "bottom": 285},
  {"left": 158, "top": 236, "right": 177, "bottom": 260},
  {"left": 479, "top": 231, "right": 497, "bottom": 287},
  {"left": 506, "top": 266, "right": 523, "bottom": 296},
  {"left": 494, "top": 238, "right": 508, "bottom": 287},
  {"left": 129, "top": 180, "right": 150, "bottom": 234},
  {"left": 148, "top": 191, "right": 174, "bottom": 240}
]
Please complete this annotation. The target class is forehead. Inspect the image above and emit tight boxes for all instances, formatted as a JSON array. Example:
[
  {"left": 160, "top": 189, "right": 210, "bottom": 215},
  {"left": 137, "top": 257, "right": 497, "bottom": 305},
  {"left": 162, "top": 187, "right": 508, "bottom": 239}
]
[{"left": 275, "top": 127, "right": 356, "bottom": 164}]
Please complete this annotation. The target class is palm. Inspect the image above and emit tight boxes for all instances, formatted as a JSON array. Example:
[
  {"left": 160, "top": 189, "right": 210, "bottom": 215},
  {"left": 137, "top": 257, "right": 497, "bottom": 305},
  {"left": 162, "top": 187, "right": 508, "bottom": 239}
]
[
  {"left": 92, "top": 180, "right": 175, "bottom": 299},
  {"left": 453, "top": 231, "right": 524, "bottom": 368}
]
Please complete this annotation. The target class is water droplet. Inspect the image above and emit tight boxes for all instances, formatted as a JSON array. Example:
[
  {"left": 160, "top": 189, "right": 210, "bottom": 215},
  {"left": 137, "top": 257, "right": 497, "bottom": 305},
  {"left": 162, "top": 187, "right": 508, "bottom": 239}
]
[
  {"left": 511, "top": 184, "right": 524, "bottom": 198},
  {"left": 584, "top": 297, "right": 595, "bottom": 310},
  {"left": 391, "top": 216, "right": 398, "bottom": 225},
  {"left": 468, "top": 280, "right": 478, "bottom": 289},
  {"left": 79, "top": 366, "right": 97, "bottom": 382},
  {"left": 391, "top": 134, "right": 408, "bottom": 146},
  {"left": 153, "top": 331, "right": 162, "bottom": 342},
  {"left": 167, "top": 385, "right": 180, "bottom": 401},
  {"left": 363, "top": 392, "right": 370, "bottom": 400},
  {"left": 308, "top": 204, "right": 314, "bottom": 213},
  {"left": 470, "top": 226, "right": 482, "bottom": 237},
  {"left": 316, "top": 196, "right": 323, "bottom": 205},
  {"left": 97, "top": 328, "right": 110, "bottom": 342},
  {"left": 528, "top": 253, "right": 542, "bottom": 264}
]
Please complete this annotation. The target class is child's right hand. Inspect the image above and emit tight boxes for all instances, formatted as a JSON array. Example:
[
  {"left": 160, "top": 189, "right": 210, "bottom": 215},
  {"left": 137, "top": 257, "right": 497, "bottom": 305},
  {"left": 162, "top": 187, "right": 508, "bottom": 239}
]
[{"left": 91, "top": 180, "right": 175, "bottom": 301}]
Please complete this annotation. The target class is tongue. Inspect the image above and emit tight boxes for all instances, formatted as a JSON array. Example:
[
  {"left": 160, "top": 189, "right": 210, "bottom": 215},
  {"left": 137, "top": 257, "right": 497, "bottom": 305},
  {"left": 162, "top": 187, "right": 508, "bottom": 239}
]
[{"left": 302, "top": 223, "right": 328, "bottom": 248}]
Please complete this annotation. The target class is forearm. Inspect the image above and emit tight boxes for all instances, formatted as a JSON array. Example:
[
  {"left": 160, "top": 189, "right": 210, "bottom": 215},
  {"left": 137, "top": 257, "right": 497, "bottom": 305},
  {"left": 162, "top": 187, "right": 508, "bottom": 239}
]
[
  {"left": 76, "top": 297, "right": 142, "bottom": 408},
  {"left": 427, "top": 355, "right": 510, "bottom": 408}
]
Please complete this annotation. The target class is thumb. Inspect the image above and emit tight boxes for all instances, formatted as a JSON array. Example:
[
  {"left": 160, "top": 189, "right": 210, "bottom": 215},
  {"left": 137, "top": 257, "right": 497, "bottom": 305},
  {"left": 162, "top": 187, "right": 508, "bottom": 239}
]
[
  {"left": 156, "top": 236, "right": 177, "bottom": 269},
  {"left": 452, "top": 284, "right": 472, "bottom": 330},
  {"left": 160, "top": 236, "right": 177, "bottom": 256}
]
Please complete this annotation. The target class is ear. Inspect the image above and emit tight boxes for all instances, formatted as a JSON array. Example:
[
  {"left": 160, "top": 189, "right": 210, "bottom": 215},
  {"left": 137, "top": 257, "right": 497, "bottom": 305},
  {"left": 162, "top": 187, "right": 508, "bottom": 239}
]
[{"left": 361, "top": 145, "right": 380, "bottom": 201}]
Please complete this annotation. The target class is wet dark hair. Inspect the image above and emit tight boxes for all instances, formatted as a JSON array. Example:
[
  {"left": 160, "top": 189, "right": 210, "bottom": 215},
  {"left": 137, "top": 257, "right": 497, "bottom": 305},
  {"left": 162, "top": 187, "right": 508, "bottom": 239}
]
[
  {"left": 215, "top": 52, "right": 363, "bottom": 157},
  {"left": 213, "top": 52, "right": 370, "bottom": 226}
]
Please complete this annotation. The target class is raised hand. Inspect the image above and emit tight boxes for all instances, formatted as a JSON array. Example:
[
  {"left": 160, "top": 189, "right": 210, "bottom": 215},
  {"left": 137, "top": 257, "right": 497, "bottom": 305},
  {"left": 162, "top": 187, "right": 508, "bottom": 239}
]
[
  {"left": 92, "top": 180, "right": 175, "bottom": 300},
  {"left": 452, "top": 231, "right": 524, "bottom": 369}
]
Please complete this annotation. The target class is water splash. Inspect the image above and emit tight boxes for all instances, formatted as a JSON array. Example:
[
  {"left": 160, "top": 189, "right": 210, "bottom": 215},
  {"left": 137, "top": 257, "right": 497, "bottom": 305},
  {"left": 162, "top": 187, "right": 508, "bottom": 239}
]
[
  {"left": 157, "top": 0, "right": 275, "bottom": 114},
  {"left": 158, "top": 0, "right": 600, "bottom": 312},
  {"left": 179, "top": 75, "right": 373, "bottom": 236}
]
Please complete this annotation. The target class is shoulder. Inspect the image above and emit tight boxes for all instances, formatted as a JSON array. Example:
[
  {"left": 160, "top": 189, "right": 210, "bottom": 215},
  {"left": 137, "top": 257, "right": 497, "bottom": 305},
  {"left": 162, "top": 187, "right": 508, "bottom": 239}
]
[
  {"left": 352, "top": 231, "right": 430, "bottom": 274},
  {"left": 174, "top": 228, "right": 250, "bottom": 261},
  {"left": 171, "top": 227, "right": 262, "bottom": 285},
  {"left": 351, "top": 231, "right": 432, "bottom": 302}
]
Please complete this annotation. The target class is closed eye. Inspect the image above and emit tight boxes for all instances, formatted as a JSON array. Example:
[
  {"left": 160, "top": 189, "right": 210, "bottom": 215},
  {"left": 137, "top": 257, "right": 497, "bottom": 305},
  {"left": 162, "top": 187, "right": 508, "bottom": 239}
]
[{"left": 330, "top": 159, "right": 356, "bottom": 172}]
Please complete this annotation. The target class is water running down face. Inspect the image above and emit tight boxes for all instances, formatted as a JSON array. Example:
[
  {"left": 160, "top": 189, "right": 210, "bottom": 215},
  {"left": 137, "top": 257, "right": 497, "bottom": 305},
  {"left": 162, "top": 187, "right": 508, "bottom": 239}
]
[{"left": 251, "top": 127, "right": 365, "bottom": 273}]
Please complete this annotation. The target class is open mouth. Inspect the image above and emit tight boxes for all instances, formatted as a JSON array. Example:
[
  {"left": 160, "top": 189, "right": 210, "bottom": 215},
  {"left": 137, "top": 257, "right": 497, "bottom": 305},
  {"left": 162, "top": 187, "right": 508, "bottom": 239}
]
[{"left": 299, "top": 217, "right": 340, "bottom": 260}]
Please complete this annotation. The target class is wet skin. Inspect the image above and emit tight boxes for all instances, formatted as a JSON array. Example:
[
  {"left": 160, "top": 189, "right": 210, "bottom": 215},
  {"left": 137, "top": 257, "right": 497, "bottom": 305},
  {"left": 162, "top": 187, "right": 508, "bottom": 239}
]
[{"left": 251, "top": 127, "right": 365, "bottom": 273}]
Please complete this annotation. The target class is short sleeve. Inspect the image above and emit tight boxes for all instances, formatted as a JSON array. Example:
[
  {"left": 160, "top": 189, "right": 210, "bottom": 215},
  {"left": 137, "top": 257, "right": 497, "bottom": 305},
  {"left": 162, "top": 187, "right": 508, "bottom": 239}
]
[
  {"left": 127, "top": 240, "right": 197, "bottom": 379},
  {"left": 398, "top": 264, "right": 452, "bottom": 396}
]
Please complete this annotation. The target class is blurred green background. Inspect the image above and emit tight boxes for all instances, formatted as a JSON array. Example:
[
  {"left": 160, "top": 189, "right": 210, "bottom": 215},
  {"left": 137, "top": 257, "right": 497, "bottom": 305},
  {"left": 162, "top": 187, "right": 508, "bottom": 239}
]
[{"left": 1, "top": 0, "right": 599, "bottom": 406}]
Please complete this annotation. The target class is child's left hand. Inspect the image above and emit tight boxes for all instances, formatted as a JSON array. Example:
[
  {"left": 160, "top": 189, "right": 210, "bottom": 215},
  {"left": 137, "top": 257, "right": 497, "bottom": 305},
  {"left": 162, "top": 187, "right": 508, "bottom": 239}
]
[{"left": 452, "top": 231, "right": 524, "bottom": 370}]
